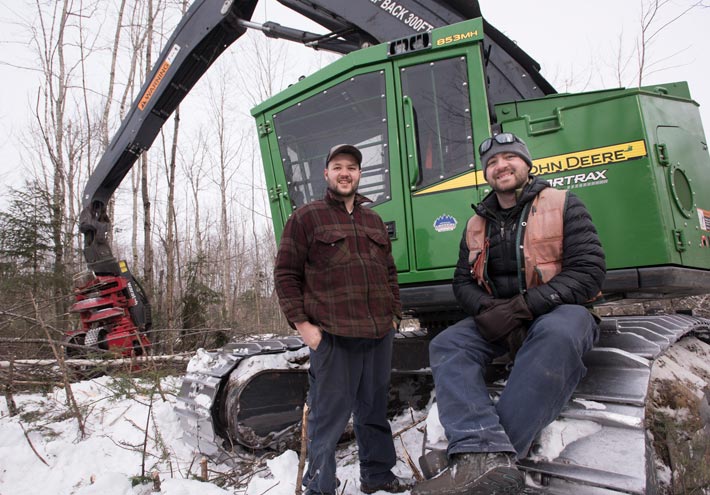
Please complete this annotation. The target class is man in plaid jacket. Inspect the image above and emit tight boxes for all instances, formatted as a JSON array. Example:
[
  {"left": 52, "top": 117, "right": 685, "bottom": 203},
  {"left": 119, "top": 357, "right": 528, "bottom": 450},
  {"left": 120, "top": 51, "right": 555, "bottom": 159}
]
[{"left": 274, "top": 144, "right": 409, "bottom": 495}]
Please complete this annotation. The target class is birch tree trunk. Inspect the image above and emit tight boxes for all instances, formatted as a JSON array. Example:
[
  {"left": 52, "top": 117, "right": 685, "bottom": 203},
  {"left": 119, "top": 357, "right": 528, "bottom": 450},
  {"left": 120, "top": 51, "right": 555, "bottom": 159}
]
[
  {"left": 182, "top": 136, "right": 206, "bottom": 262},
  {"left": 51, "top": 0, "right": 69, "bottom": 326},
  {"left": 206, "top": 67, "right": 242, "bottom": 326},
  {"left": 141, "top": 0, "right": 156, "bottom": 318},
  {"left": 126, "top": 0, "right": 150, "bottom": 273},
  {"left": 100, "top": 0, "right": 128, "bottom": 151},
  {"left": 164, "top": 108, "right": 180, "bottom": 332},
  {"left": 164, "top": 0, "right": 189, "bottom": 337},
  {"left": 30, "top": 0, "right": 76, "bottom": 329}
]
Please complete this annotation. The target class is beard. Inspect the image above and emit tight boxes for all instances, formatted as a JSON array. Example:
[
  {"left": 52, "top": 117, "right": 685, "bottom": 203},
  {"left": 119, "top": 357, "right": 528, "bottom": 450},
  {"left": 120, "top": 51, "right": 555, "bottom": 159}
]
[
  {"left": 326, "top": 177, "right": 359, "bottom": 198},
  {"left": 489, "top": 169, "right": 529, "bottom": 193}
]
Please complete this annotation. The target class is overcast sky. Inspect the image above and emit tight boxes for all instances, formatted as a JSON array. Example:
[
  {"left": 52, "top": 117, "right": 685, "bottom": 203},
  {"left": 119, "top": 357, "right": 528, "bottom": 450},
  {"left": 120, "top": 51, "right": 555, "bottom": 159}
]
[
  {"left": 0, "top": 0, "right": 708, "bottom": 191},
  {"left": 483, "top": 1, "right": 710, "bottom": 118}
]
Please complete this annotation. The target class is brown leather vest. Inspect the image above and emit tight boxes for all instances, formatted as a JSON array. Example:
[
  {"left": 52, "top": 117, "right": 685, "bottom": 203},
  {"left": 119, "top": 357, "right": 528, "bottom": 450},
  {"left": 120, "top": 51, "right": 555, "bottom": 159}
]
[{"left": 465, "top": 187, "right": 568, "bottom": 294}]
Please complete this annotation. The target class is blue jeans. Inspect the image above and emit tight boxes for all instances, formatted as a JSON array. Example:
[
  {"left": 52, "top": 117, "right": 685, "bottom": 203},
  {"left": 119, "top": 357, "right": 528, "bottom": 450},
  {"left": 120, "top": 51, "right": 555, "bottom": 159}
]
[
  {"left": 430, "top": 304, "right": 599, "bottom": 458},
  {"left": 303, "top": 330, "right": 397, "bottom": 494}
]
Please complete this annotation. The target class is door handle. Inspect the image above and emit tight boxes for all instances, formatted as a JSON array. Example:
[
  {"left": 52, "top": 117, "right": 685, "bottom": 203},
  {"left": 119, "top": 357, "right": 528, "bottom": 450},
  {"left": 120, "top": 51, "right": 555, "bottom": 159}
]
[{"left": 403, "top": 95, "right": 420, "bottom": 189}]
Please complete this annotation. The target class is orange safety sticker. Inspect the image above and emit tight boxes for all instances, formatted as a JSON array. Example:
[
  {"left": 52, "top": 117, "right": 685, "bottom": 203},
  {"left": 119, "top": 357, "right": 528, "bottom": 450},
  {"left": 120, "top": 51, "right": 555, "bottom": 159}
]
[
  {"left": 138, "top": 44, "right": 181, "bottom": 111},
  {"left": 698, "top": 208, "right": 710, "bottom": 232}
]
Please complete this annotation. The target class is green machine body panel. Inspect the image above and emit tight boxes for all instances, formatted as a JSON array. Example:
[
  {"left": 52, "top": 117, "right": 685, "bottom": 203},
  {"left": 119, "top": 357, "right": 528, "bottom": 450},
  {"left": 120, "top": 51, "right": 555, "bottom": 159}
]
[
  {"left": 253, "top": 19, "right": 710, "bottom": 314},
  {"left": 497, "top": 82, "right": 710, "bottom": 296}
]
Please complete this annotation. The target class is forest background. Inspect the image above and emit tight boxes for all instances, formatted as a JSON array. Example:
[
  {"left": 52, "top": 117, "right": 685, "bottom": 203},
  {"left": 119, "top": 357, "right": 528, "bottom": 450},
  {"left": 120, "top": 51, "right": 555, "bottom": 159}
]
[{"left": 0, "top": 0, "right": 708, "bottom": 360}]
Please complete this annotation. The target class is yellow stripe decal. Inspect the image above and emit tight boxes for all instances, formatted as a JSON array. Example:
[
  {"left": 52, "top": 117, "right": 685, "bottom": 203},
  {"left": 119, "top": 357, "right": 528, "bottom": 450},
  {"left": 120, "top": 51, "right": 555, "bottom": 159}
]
[
  {"left": 413, "top": 169, "right": 484, "bottom": 195},
  {"left": 531, "top": 140, "right": 647, "bottom": 176},
  {"left": 413, "top": 140, "right": 647, "bottom": 196}
]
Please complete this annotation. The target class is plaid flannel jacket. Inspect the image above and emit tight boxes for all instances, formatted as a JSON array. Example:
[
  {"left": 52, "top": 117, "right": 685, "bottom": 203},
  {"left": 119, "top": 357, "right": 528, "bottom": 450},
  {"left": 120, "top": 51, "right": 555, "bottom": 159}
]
[{"left": 274, "top": 190, "right": 401, "bottom": 339}]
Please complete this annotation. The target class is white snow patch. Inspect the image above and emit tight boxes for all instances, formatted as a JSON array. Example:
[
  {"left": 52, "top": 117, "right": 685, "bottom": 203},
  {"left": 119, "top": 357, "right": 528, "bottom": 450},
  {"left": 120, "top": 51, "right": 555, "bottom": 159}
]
[
  {"left": 245, "top": 450, "right": 300, "bottom": 495},
  {"left": 159, "top": 478, "right": 233, "bottom": 495},
  {"left": 0, "top": 374, "right": 425, "bottom": 495},
  {"left": 532, "top": 418, "right": 602, "bottom": 461},
  {"left": 187, "top": 348, "right": 230, "bottom": 374},
  {"left": 654, "top": 405, "right": 693, "bottom": 422},
  {"left": 74, "top": 472, "right": 133, "bottom": 495},
  {"left": 193, "top": 393, "right": 214, "bottom": 409},
  {"left": 424, "top": 403, "right": 447, "bottom": 448},
  {"left": 232, "top": 347, "right": 309, "bottom": 383},
  {"left": 572, "top": 398, "right": 606, "bottom": 410},
  {"left": 654, "top": 457, "right": 673, "bottom": 487}
]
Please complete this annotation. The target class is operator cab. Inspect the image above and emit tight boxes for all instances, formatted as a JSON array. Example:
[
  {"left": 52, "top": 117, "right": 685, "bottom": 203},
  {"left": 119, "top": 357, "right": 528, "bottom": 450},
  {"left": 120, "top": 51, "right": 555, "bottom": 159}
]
[
  {"left": 254, "top": 20, "right": 492, "bottom": 316},
  {"left": 254, "top": 19, "right": 710, "bottom": 316}
]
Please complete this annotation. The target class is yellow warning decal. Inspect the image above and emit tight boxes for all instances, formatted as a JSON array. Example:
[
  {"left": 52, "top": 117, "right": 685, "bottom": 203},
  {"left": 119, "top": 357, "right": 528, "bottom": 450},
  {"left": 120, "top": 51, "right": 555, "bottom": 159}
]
[
  {"left": 413, "top": 140, "right": 647, "bottom": 196},
  {"left": 138, "top": 44, "right": 181, "bottom": 111},
  {"left": 119, "top": 260, "right": 128, "bottom": 273},
  {"left": 435, "top": 30, "right": 479, "bottom": 47},
  {"left": 531, "top": 140, "right": 647, "bottom": 176}
]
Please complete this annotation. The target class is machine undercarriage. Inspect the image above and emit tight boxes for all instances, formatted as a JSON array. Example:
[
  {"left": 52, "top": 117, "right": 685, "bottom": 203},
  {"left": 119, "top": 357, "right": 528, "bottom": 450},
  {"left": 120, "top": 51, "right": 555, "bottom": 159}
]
[{"left": 175, "top": 313, "right": 710, "bottom": 494}]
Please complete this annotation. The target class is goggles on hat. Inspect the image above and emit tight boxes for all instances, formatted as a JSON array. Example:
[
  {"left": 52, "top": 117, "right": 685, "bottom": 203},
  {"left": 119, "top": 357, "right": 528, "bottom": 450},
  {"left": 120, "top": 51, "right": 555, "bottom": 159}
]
[{"left": 478, "top": 133, "right": 527, "bottom": 155}]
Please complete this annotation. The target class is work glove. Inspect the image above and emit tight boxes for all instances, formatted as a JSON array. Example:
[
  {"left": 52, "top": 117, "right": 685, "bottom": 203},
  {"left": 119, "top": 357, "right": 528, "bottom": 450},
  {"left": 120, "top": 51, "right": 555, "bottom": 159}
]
[
  {"left": 478, "top": 296, "right": 499, "bottom": 311},
  {"left": 505, "top": 325, "right": 528, "bottom": 361},
  {"left": 473, "top": 294, "right": 533, "bottom": 343}
]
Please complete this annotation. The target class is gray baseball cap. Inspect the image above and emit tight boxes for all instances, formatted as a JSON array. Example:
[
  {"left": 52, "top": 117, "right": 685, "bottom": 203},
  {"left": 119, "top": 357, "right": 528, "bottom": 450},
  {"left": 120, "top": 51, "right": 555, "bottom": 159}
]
[{"left": 326, "top": 144, "right": 362, "bottom": 168}]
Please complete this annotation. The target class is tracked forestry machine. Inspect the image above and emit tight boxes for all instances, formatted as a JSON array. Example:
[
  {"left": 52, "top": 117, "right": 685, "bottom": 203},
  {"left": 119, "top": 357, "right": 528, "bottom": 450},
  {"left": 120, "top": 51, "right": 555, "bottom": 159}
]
[{"left": 72, "top": 0, "right": 710, "bottom": 492}]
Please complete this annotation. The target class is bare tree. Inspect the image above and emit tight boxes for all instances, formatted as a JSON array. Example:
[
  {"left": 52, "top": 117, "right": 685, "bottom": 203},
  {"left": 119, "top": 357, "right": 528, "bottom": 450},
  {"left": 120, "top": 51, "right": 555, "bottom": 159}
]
[
  {"left": 636, "top": 0, "right": 708, "bottom": 85},
  {"left": 141, "top": 0, "right": 157, "bottom": 303},
  {"left": 608, "top": 0, "right": 709, "bottom": 87},
  {"left": 233, "top": 33, "right": 299, "bottom": 332},
  {"left": 99, "top": 0, "right": 128, "bottom": 150},
  {"left": 125, "top": 0, "right": 152, "bottom": 273},
  {"left": 203, "top": 63, "right": 245, "bottom": 326},
  {"left": 27, "top": 0, "right": 96, "bottom": 328},
  {"left": 235, "top": 33, "right": 289, "bottom": 106},
  {"left": 160, "top": 0, "right": 190, "bottom": 337},
  {"left": 159, "top": 109, "right": 180, "bottom": 332},
  {"left": 181, "top": 133, "right": 209, "bottom": 261}
]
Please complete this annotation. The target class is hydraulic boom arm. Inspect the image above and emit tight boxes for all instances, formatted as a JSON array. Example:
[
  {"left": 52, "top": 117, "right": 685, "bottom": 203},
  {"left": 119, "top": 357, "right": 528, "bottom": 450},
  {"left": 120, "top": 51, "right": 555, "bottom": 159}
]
[{"left": 79, "top": 0, "right": 555, "bottom": 275}]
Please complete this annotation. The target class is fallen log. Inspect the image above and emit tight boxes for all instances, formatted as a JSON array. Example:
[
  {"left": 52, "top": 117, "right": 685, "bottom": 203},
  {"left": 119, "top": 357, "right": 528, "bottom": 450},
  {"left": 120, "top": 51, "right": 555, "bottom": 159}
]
[{"left": 0, "top": 354, "right": 192, "bottom": 369}]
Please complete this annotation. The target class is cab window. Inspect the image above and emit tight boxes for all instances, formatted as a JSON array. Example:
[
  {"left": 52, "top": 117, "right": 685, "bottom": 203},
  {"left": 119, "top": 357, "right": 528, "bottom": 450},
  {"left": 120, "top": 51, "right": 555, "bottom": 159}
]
[
  {"left": 400, "top": 57, "right": 475, "bottom": 189},
  {"left": 273, "top": 71, "right": 390, "bottom": 209}
]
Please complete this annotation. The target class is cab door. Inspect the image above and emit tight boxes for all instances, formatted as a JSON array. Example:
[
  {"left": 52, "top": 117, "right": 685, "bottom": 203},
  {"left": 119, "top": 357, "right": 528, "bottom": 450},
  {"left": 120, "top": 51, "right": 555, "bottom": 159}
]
[
  {"left": 261, "top": 65, "right": 410, "bottom": 271},
  {"left": 393, "top": 45, "right": 490, "bottom": 281}
]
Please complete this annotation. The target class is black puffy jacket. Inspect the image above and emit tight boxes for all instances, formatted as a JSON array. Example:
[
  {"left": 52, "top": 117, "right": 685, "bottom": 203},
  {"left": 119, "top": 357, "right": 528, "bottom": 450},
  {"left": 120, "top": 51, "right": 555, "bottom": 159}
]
[{"left": 453, "top": 176, "right": 606, "bottom": 317}]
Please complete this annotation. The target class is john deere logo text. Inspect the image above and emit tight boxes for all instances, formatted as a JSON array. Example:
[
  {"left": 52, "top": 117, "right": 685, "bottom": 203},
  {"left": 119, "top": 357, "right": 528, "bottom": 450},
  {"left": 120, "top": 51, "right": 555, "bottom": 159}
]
[
  {"left": 413, "top": 139, "right": 648, "bottom": 197},
  {"left": 531, "top": 140, "right": 647, "bottom": 175},
  {"left": 436, "top": 31, "right": 478, "bottom": 46}
]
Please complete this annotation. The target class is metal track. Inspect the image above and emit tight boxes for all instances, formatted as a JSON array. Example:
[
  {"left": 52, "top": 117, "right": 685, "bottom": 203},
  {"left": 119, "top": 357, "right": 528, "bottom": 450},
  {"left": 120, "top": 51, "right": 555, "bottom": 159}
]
[
  {"left": 174, "top": 336, "right": 308, "bottom": 458},
  {"left": 421, "top": 313, "right": 710, "bottom": 494},
  {"left": 174, "top": 330, "right": 434, "bottom": 457},
  {"left": 176, "top": 314, "right": 709, "bottom": 493}
]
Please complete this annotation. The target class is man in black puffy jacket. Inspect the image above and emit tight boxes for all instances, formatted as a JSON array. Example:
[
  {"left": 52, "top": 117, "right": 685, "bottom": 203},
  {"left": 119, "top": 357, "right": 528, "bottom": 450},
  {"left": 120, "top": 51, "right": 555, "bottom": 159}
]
[{"left": 413, "top": 133, "right": 606, "bottom": 495}]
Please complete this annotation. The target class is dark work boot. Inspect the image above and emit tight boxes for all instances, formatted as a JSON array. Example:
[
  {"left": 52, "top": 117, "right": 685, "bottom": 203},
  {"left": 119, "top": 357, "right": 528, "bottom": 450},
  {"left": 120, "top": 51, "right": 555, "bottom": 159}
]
[
  {"left": 360, "top": 476, "right": 414, "bottom": 494},
  {"left": 411, "top": 452, "right": 524, "bottom": 495}
]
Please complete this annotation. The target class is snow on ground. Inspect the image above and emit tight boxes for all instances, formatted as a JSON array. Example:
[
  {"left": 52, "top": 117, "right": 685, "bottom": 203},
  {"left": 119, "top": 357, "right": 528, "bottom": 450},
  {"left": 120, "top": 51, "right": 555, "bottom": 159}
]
[
  {"left": 2, "top": 336, "right": 709, "bottom": 495},
  {"left": 0, "top": 376, "right": 214, "bottom": 495},
  {"left": 0, "top": 374, "right": 425, "bottom": 495}
]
